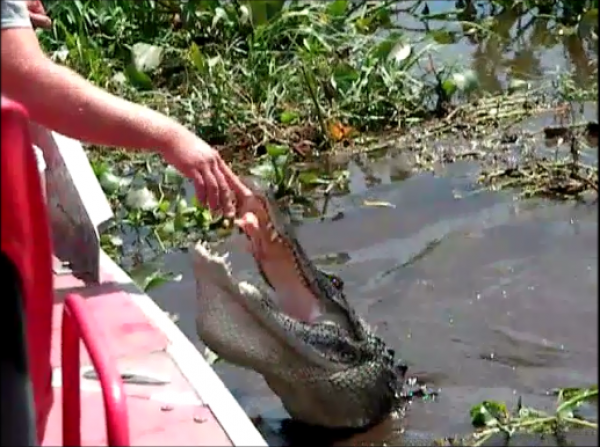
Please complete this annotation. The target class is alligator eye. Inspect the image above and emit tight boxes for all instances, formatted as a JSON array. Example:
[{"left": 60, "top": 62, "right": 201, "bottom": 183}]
[
  {"left": 319, "top": 270, "right": 345, "bottom": 290},
  {"left": 329, "top": 274, "right": 344, "bottom": 290},
  {"left": 333, "top": 278, "right": 344, "bottom": 290}
]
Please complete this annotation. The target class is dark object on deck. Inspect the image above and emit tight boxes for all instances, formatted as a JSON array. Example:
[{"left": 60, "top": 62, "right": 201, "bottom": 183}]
[{"left": 1, "top": 256, "right": 38, "bottom": 446}]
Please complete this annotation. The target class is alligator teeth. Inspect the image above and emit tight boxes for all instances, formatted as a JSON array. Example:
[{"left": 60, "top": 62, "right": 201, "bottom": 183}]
[
  {"left": 222, "top": 253, "right": 233, "bottom": 270},
  {"left": 270, "top": 230, "right": 280, "bottom": 242}
]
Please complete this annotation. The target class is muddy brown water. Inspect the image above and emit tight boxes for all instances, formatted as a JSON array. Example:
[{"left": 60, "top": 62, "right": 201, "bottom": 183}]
[
  {"left": 147, "top": 2, "right": 597, "bottom": 444},
  {"left": 150, "top": 155, "right": 598, "bottom": 445}
]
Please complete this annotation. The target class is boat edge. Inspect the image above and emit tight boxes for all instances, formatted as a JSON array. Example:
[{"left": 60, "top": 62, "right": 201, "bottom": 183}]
[{"left": 98, "top": 250, "right": 268, "bottom": 447}]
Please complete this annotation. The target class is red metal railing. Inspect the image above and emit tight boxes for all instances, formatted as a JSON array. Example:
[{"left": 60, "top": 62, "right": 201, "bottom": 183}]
[
  {"left": 3, "top": 97, "right": 131, "bottom": 446},
  {"left": 61, "top": 293, "right": 131, "bottom": 446},
  {"left": 2, "top": 97, "right": 54, "bottom": 443}
]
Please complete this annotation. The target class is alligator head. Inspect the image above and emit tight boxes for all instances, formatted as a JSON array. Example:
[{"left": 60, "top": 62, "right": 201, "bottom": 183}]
[{"left": 192, "top": 183, "right": 406, "bottom": 430}]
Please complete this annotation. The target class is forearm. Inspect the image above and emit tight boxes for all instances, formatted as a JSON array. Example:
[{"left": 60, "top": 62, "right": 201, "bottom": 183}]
[{"left": 4, "top": 55, "right": 194, "bottom": 154}]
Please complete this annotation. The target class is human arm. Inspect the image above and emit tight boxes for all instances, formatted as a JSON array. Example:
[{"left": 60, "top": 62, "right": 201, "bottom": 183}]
[{"left": 1, "top": 1, "right": 250, "bottom": 215}]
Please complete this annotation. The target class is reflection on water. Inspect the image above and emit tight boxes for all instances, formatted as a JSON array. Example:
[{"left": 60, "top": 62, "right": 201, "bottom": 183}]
[{"left": 390, "top": 1, "right": 597, "bottom": 93}]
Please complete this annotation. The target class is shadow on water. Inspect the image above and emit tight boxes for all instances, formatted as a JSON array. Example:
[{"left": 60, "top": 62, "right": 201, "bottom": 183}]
[{"left": 145, "top": 3, "right": 598, "bottom": 445}]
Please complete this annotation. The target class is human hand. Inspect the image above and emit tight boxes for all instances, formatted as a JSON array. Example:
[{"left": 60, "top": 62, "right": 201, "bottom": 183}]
[
  {"left": 162, "top": 137, "right": 252, "bottom": 218},
  {"left": 26, "top": 0, "right": 52, "bottom": 29}
]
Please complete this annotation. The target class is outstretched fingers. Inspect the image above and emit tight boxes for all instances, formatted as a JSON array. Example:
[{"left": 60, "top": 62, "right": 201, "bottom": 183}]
[
  {"left": 192, "top": 157, "right": 254, "bottom": 218},
  {"left": 196, "top": 165, "right": 220, "bottom": 213},
  {"left": 210, "top": 161, "right": 235, "bottom": 218},
  {"left": 218, "top": 159, "right": 254, "bottom": 213}
]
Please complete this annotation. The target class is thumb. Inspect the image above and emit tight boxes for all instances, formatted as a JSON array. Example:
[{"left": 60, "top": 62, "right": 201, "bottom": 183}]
[{"left": 30, "top": 13, "right": 52, "bottom": 29}]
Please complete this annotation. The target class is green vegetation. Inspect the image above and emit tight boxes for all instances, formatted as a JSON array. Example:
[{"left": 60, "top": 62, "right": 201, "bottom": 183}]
[
  {"left": 37, "top": 0, "right": 598, "bottom": 269},
  {"left": 436, "top": 386, "right": 598, "bottom": 446}
]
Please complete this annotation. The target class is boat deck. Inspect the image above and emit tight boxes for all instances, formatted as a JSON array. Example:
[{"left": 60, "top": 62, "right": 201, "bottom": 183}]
[{"left": 43, "top": 252, "right": 266, "bottom": 446}]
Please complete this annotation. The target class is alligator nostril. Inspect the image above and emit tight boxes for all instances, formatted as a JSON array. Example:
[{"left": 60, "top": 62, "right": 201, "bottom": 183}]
[{"left": 395, "top": 363, "right": 408, "bottom": 377}]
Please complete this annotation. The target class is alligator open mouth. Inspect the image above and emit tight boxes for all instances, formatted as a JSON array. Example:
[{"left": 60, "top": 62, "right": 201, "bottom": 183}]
[{"left": 191, "top": 187, "right": 404, "bottom": 430}]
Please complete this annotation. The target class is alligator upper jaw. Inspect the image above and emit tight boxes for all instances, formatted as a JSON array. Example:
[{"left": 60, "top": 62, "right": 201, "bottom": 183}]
[{"left": 234, "top": 210, "right": 326, "bottom": 323}]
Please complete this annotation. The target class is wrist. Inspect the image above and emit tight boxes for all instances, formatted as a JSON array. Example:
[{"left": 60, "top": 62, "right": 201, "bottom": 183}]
[{"left": 150, "top": 117, "right": 195, "bottom": 155}]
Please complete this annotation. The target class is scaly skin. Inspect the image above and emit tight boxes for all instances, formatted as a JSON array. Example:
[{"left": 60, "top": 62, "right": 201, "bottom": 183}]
[{"left": 192, "top": 182, "right": 406, "bottom": 430}]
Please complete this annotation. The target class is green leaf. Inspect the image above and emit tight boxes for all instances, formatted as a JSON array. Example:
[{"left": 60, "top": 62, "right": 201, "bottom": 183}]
[
  {"left": 176, "top": 197, "right": 196, "bottom": 215},
  {"left": 142, "top": 271, "right": 182, "bottom": 293},
  {"left": 199, "top": 207, "right": 213, "bottom": 228},
  {"left": 157, "top": 199, "right": 170, "bottom": 213},
  {"left": 279, "top": 110, "right": 299, "bottom": 125},
  {"left": 371, "top": 34, "right": 397, "bottom": 60},
  {"left": 442, "top": 78, "right": 457, "bottom": 97},
  {"left": 163, "top": 165, "right": 183, "bottom": 184},
  {"left": 454, "top": 70, "right": 478, "bottom": 91},
  {"left": 124, "top": 64, "right": 153, "bottom": 90},
  {"left": 158, "top": 220, "right": 176, "bottom": 237},
  {"left": 98, "top": 171, "right": 131, "bottom": 194},
  {"left": 447, "top": 69, "right": 479, "bottom": 95},
  {"left": 207, "top": 55, "right": 222, "bottom": 70},
  {"left": 265, "top": 144, "right": 289, "bottom": 157},
  {"left": 298, "top": 171, "right": 329, "bottom": 185},
  {"left": 556, "top": 386, "right": 598, "bottom": 418},
  {"left": 100, "top": 233, "right": 123, "bottom": 248},
  {"left": 245, "top": 0, "right": 286, "bottom": 26},
  {"left": 470, "top": 400, "right": 508, "bottom": 428},
  {"left": 189, "top": 43, "right": 206, "bottom": 73},
  {"left": 212, "top": 7, "right": 229, "bottom": 28},
  {"left": 238, "top": 4, "right": 251, "bottom": 24},
  {"left": 327, "top": 0, "right": 348, "bottom": 17},
  {"left": 428, "top": 29, "right": 457, "bottom": 45},
  {"left": 272, "top": 154, "right": 289, "bottom": 169},
  {"left": 331, "top": 63, "right": 360, "bottom": 93}
]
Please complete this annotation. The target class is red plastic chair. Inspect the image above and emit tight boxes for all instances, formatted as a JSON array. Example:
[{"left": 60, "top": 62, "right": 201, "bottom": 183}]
[{"left": 1, "top": 97, "right": 130, "bottom": 446}]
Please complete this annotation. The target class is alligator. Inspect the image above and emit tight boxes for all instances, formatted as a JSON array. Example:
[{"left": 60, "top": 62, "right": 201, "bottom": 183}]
[{"left": 192, "top": 182, "right": 407, "bottom": 431}]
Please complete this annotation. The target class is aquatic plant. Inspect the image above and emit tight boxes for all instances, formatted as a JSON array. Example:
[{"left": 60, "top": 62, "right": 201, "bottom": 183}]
[
  {"left": 458, "top": 386, "right": 598, "bottom": 446},
  {"left": 38, "top": 0, "right": 597, "bottom": 287}
]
